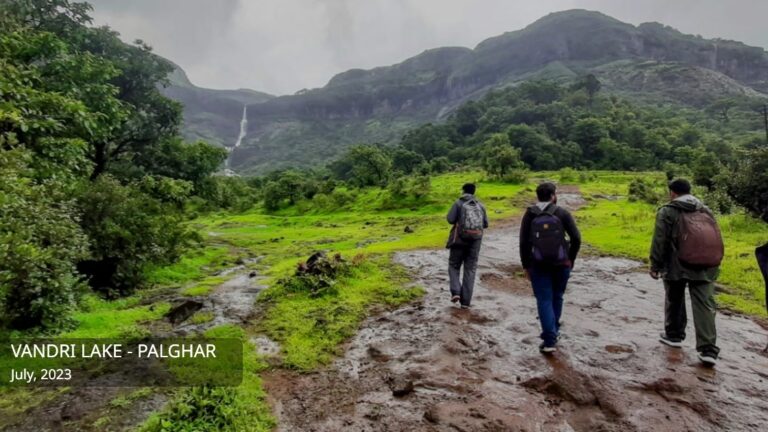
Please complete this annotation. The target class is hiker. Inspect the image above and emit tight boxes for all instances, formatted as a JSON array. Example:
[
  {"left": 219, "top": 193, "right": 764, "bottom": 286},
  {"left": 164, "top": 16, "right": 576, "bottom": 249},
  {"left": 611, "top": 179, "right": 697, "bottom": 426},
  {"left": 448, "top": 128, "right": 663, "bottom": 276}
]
[
  {"left": 650, "top": 179, "right": 724, "bottom": 367},
  {"left": 446, "top": 183, "right": 489, "bottom": 309},
  {"left": 520, "top": 182, "right": 581, "bottom": 354}
]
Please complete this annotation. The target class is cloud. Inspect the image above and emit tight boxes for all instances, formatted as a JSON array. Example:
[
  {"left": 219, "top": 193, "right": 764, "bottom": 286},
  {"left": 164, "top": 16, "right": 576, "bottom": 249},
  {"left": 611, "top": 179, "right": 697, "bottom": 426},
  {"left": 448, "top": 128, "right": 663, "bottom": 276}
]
[{"left": 88, "top": 0, "right": 768, "bottom": 95}]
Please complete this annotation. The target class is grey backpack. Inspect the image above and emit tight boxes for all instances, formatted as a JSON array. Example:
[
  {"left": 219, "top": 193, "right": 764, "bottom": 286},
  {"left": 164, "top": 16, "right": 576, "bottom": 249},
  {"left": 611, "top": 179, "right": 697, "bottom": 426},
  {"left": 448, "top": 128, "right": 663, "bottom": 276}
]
[{"left": 459, "top": 199, "right": 484, "bottom": 240}]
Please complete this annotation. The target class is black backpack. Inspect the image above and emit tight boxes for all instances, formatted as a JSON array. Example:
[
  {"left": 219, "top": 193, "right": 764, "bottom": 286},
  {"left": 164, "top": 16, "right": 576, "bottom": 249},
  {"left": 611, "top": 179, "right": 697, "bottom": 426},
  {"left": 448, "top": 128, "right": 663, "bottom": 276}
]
[{"left": 529, "top": 205, "right": 568, "bottom": 265}]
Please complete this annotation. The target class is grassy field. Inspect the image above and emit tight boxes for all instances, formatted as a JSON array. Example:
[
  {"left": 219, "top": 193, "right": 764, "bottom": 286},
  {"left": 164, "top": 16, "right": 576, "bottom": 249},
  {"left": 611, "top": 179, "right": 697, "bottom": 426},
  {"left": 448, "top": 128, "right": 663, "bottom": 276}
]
[{"left": 3, "top": 170, "right": 766, "bottom": 431}]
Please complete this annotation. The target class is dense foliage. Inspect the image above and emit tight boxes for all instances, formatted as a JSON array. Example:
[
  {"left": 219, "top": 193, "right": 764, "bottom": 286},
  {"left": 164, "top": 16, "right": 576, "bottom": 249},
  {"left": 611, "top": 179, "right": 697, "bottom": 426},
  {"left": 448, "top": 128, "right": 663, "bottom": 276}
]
[{"left": 0, "top": 1, "right": 225, "bottom": 330}]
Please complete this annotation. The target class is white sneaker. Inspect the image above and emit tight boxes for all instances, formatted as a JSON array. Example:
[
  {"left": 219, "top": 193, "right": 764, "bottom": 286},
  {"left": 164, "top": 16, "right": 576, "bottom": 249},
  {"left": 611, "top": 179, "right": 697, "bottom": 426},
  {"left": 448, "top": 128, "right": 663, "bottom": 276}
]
[
  {"left": 698, "top": 352, "right": 718, "bottom": 367},
  {"left": 659, "top": 333, "right": 683, "bottom": 348}
]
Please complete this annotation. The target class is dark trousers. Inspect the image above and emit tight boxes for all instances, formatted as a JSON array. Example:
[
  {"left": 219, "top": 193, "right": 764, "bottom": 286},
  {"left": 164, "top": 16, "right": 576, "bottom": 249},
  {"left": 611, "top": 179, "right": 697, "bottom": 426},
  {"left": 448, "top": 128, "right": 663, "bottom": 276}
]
[
  {"left": 530, "top": 266, "right": 571, "bottom": 346},
  {"left": 448, "top": 239, "right": 482, "bottom": 306},
  {"left": 664, "top": 279, "right": 719, "bottom": 355}
]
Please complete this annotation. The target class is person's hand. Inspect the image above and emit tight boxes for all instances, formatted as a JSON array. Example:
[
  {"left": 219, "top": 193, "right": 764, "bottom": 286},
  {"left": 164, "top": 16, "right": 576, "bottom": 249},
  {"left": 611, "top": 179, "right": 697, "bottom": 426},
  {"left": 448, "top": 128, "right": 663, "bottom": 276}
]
[
  {"left": 524, "top": 269, "right": 531, "bottom": 281},
  {"left": 649, "top": 270, "right": 660, "bottom": 280}
]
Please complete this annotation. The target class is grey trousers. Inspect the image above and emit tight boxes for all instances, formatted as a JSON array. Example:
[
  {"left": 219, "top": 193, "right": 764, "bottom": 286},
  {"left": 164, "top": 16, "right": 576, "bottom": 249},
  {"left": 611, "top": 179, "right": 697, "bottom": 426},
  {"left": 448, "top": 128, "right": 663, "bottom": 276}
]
[
  {"left": 664, "top": 279, "right": 719, "bottom": 355},
  {"left": 448, "top": 239, "right": 482, "bottom": 306}
]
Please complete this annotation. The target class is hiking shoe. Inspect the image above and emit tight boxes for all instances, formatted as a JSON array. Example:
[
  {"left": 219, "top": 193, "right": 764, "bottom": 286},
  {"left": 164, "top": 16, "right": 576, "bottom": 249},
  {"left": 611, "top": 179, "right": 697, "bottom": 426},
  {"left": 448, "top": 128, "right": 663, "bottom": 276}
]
[
  {"left": 451, "top": 295, "right": 460, "bottom": 303},
  {"left": 539, "top": 343, "right": 557, "bottom": 354},
  {"left": 659, "top": 333, "right": 683, "bottom": 348},
  {"left": 698, "top": 351, "right": 718, "bottom": 367},
  {"left": 460, "top": 304, "right": 470, "bottom": 310}
]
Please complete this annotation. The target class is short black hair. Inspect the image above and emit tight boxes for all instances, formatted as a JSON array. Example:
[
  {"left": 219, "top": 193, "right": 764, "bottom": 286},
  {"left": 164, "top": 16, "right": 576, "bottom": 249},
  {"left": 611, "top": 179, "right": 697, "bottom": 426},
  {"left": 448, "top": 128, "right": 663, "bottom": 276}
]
[
  {"left": 668, "top": 178, "right": 691, "bottom": 195},
  {"left": 536, "top": 182, "right": 557, "bottom": 201},
  {"left": 462, "top": 183, "right": 476, "bottom": 195}
]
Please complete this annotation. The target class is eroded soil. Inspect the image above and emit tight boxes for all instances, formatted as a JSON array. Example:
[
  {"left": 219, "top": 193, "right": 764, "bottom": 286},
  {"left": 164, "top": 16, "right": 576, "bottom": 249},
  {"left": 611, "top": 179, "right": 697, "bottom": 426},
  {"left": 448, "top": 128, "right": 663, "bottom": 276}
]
[{"left": 265, "top": 195, "right": 768, "bottom": 432}]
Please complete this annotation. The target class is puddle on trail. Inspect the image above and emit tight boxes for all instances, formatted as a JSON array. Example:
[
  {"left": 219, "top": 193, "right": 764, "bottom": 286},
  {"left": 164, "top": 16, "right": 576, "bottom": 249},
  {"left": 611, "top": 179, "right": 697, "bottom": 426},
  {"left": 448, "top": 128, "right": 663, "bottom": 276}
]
[{"left": 265, "top": 195, "right": 768, "bottom": 432}]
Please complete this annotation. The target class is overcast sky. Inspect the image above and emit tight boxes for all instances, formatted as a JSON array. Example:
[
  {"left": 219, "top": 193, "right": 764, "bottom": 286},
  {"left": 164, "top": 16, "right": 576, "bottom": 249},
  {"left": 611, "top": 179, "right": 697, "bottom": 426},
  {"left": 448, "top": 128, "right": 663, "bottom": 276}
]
[{"left": 88, "top": 0, "right": 768, "bottom": 95}]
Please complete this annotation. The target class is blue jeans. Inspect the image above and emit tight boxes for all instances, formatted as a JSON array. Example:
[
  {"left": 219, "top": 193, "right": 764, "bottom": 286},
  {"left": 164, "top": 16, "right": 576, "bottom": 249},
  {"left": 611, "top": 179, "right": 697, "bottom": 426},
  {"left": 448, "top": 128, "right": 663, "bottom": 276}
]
[{"left": 530, "top": 266, "right": 572, "bottom": 346}]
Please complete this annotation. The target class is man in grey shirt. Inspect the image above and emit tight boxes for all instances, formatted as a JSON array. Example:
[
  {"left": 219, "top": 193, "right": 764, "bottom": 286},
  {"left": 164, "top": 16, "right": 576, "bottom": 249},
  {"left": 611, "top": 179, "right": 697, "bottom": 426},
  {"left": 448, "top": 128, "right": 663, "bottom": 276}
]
[{"left": 446, "top": 183, "right": 489, "bottom": 309}]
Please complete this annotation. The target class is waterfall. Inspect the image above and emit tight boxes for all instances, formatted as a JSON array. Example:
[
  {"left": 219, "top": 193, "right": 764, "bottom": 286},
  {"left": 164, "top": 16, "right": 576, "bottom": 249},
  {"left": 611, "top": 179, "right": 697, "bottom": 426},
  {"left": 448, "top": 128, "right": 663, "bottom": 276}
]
[{"left": 225, "top": 105, "right": 248, "bottom": 174}]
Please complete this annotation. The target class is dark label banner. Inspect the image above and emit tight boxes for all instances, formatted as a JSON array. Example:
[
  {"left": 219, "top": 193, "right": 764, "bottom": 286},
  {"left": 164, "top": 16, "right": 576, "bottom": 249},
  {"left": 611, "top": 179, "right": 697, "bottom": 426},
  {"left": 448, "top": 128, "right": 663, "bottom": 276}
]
[{"left": 0, "top": 338, "right": 243, "bottom": 387}]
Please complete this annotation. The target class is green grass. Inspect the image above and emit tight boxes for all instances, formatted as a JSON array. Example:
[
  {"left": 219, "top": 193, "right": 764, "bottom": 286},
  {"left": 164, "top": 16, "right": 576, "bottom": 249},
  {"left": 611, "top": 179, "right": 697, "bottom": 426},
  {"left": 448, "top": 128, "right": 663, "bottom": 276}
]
[
  {"left": 189, "top": 311, "right": 215, "bottom": 325},
  {"left": 575, "top": 172, "right": 768, "bottom": 317},
  {"left": 61, "top": 295, "right": 171, "bottom": 339},
  {"left": 181, "top": 275, "right": 228, "bottom": 297},
  {"left": 147, "top": 245, "right": 233, "bottom": 286},
  {"left": 259, "top": 256, "right": 423, "bottom": 370},
  {"left": 139, "top": 325, "right": 275, "bottom": 432}
]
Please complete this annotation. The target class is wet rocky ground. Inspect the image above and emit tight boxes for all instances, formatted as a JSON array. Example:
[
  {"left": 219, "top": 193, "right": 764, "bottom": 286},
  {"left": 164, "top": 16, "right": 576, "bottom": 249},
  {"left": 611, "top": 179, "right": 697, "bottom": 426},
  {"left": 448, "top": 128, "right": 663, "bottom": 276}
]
[{"left": 265, "top": 195, "right": 768, "bottom": 432}]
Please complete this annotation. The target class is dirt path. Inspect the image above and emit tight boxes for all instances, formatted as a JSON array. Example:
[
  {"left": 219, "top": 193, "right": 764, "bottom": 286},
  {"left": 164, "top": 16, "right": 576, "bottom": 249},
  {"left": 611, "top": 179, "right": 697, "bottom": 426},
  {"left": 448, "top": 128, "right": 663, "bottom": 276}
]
[{"left": 265, "top": 194, "right": 768, "bottom": 432}]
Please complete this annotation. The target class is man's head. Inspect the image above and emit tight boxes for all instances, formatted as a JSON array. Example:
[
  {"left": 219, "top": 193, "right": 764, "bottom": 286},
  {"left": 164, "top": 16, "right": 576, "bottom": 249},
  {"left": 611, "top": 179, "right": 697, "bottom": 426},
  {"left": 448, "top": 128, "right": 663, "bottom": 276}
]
[
  {"left": 536, "top": 182, "right": 557, "bottom": 203},
  {"left": 668, "top": 178, "right": 691, "bottom": 199},
  {"left": 462, "top": 183, "right": 476, "bottom": 195}
]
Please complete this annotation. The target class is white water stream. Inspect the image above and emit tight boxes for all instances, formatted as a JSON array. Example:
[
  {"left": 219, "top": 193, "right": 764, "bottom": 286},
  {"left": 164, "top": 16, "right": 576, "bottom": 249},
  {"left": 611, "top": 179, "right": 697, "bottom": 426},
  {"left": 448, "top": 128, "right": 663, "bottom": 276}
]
[{"left": 225, "top": 105, "right": 248, "bottom": 173}]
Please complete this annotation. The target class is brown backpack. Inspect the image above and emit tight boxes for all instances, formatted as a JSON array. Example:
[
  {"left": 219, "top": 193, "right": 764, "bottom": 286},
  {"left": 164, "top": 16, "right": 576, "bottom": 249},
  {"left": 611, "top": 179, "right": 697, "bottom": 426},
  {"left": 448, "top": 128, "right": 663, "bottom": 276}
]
[{"left": 676, "top": 208, "right": 724, "bottom": 268}]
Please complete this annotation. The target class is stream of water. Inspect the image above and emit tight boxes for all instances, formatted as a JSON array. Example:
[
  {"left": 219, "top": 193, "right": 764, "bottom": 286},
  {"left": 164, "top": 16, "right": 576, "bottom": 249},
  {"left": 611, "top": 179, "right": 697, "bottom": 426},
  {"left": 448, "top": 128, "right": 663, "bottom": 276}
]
[{"left": 225, "top": 105, "right": 248, "bottom": 172}]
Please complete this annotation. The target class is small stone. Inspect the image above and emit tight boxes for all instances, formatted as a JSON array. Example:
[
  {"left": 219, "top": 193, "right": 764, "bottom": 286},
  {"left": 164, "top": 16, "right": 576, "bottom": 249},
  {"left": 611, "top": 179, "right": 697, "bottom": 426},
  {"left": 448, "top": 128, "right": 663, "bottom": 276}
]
[
  {"left": 404, "top": 226, "right": 414, "bottom": 233},
  {"left": 388, "top": 375, "right": 414, "bottom": 397},
  {"left": 165, "top": 300, "right": 203, "bottom": 325},
  {"left": 424, "top": 407, "right": 440, "bottom": 424}
]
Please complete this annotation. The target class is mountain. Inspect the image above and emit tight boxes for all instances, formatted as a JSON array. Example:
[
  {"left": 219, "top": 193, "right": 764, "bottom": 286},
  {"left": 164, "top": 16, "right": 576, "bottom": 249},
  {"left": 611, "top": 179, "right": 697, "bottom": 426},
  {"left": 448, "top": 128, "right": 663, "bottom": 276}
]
[
  {"left": 160, "top": 64, "right": 273, "bottom": 148},
  {"left": 162, "top": 10, "right": 768, "bottom": 174}
]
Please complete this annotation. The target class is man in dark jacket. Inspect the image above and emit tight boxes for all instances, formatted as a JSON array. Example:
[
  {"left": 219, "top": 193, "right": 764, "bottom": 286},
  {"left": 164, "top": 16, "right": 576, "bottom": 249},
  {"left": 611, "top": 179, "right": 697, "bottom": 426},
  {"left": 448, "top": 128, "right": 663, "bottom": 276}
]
[
  {"left": 650, "top": 179, "right": 720, "bottom": 366},
  {"left": 519, "top": 182, "right": 581, "bottom": 354},
  {"left": 446, "top": 183, "right": 489, "bottom": 309}
]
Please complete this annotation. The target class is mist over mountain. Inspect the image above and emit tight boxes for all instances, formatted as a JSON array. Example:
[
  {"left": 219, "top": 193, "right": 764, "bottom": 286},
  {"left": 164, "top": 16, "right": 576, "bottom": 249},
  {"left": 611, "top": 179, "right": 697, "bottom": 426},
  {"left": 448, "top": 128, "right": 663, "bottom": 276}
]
[{"left": 161, "top": 9, "right": 768, "bottom": 174}]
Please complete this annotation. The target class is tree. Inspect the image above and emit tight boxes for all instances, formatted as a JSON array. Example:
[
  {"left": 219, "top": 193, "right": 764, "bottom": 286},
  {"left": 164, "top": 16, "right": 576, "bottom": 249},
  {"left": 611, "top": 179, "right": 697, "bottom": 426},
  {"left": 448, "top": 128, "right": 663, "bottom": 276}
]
[
  {"left": 0, "top": 0, "right": 227, "bottom": 329},
  {"left": 583, "top": 74, "right": 601, "bottom": 109},
  {"left": 400, "top": 124, "right": 457, "bottom": 159},
  {"left": 76, "top": 176, "right": 195, "bottom": 296},
  {"left": 570, "top": 118, "right": 609, "bottom": 162},
  {"left": 343, "top": 145, "right": 392, "bottom": 186},
  {"left": 391, "top": 148, "right": 425, "bottom": 174},
  {"left": 691, "top": 152, "right": 721, "bottom": 189},
  {"left": 481, "top": 134, "right": 524, "bottom": 178},
  {"left": 0, "top": 149, "right": 87, "bottom": 329},
  {"left": 454, "top": 101, "right": 482, "bottom": 136},
  {"left": 706, "top": 98, "right": 738, "bottom": 123},
  {"left": 726, "top": 149, "right": 768, "bottom": 223}
]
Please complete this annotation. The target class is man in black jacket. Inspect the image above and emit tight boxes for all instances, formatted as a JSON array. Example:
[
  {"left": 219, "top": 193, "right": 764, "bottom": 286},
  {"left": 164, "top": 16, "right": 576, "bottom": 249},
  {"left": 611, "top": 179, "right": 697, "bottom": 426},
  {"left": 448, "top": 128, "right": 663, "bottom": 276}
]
[
  {"left": 446, "top": 183, "right": 489, "bottom": 309},
  {"left": 519, "top": 182, "right": 581, "bottom": 353}
]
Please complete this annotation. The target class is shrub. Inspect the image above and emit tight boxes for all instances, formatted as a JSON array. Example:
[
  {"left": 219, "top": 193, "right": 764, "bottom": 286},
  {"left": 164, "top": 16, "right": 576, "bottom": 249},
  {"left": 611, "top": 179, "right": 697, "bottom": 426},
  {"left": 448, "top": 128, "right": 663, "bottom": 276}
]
[
  {"left": 699, "top": 188, "right": 735, "bottom": 215},
  {"left": 558, "top": 167, "right": 578, "bottom": 182},
  {"left": 628, "top": 177, "right": 663, "bottom": 205},
  {"left": 76, "top": 176, "right": 196, "bottom": 297},
  {"left": 277, "top": 252, "right": 350, "bottom": 298},
  {"left": 0, "top": 150, "right": 88, "bottom": 330},
  {"left": 578, "top": 171, "right": 597, "bottom": 183},
  {"left": 502, "top": 169, "right": 529, "bottom": 184}
]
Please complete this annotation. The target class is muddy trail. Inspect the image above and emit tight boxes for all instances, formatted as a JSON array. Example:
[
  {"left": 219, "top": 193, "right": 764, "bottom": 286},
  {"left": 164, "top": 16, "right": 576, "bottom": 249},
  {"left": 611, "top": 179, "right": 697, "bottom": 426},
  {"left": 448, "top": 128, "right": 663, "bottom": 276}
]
[{"left": 266, "top": 194, "right": 768, "bottom": 432}]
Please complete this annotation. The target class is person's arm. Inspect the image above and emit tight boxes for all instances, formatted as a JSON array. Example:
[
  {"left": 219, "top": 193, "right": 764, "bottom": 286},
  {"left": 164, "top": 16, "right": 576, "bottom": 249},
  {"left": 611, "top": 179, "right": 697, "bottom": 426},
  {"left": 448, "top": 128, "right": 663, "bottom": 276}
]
[
  {"left": 519, "top": 210, "right": 533, "bottom": 270},
  {"left": 446, "top": 201, "right": 460, "bottom": 225},
  {"left": 649, "top": 207, "right": 670, "bottom": 274},
  {"left": 482, "top": 203, "right": 489, "bottom": 229},
  {"left": 559, "top": 209, "right": 581, "bottom": 265}
]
